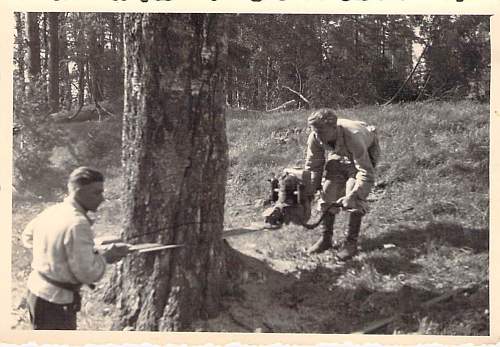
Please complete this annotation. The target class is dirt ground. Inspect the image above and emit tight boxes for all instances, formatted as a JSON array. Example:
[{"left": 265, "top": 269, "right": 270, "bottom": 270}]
[
  {"left": 11, "top": 197, "right": 489, "bottom": 335},
  {"left": 11, "top": 102, "right": 489, "bottom": 334}
]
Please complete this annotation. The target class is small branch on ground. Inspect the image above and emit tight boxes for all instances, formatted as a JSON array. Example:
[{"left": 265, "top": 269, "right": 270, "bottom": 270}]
[
  {"left": 267, "top": 100, "right": 296, "bottom": 113},
  {"left": 353, "top": 282, "right": 484, "bottom": 334}
]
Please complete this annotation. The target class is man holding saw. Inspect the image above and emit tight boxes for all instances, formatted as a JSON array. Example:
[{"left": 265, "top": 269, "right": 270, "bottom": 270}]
[
  {"left": 22, "top": 167, "right": 130, "bottom": 330},
  {"left": 305, "top": 108, "right": 381, "bottom": 260}
]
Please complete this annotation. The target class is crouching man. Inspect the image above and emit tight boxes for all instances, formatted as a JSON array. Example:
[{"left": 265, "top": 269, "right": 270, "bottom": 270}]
[
  {"left": 305, "top": 109, "right": 380, "bottom": 261},
  {"left": 22, "top": 167, "right": 130, "bottom": 330}
]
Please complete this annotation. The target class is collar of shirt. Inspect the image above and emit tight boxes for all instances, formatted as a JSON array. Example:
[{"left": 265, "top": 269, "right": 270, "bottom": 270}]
[{"left": 64, "top": 196, "right": 94, "bottom": 226}]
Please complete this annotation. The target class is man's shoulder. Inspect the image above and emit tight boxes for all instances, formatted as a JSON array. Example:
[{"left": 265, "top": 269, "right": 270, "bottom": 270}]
[
  {"left": 42, "top": 201, "right": 90, "bottom": 227},
  {"left": 337, "top": 118, "right": 367, "bottom": 130}
]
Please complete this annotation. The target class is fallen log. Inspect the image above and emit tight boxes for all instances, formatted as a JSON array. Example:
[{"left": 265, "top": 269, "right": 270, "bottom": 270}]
[{"left": 266, "top": 100, "right": 296, "bottom": 113}]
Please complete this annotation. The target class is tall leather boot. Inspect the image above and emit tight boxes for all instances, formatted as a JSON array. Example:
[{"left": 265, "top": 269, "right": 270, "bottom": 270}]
[
  {"left": 307, "top": 212, "right": 335, "bottom": 254},
  {"left": 336, "top": 211, "right": 363, "bottom": 261}
]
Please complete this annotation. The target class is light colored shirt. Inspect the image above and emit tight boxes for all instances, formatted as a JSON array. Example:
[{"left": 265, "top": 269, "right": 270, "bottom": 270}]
[
  {"left": 305, "top": 118, "right": 378, "bottom": 201},
  {"left": 22, "top": 196, "right": 107, "bottom": 304}
]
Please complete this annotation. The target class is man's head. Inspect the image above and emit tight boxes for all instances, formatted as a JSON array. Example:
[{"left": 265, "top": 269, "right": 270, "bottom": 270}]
[
  {"left": 68, "top": 167, "right": 105, "bottom": 212},
  {"left": 307, "top": 108, "right": 338, "bottom": 142}
]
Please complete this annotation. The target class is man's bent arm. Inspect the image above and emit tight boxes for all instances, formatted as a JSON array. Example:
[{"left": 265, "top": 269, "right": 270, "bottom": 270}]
[
  {"left": 64, "top": 223, "right": 107, "bottom": 285},
  {"left": 305, "top": 132, "right": 326, "bottom": 191},
  {"left": 346, "top": 134, "right": 376, "bottom": 201}
]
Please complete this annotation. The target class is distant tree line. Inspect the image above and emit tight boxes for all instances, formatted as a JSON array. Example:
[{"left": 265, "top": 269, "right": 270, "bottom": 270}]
[
  {"left": 13, "top": 13, "right": 490, "bottom": 115},
  {"left": 14, "top": 12, "right": 123, "bottom": 116},
  {"left": 223, "top": 14, "right": 490, "bottom": 110}
]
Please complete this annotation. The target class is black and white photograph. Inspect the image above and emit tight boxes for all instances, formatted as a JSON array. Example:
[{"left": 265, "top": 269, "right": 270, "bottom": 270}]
[{"left": 2, "top": 1, "right": 498, "bottom": 344}]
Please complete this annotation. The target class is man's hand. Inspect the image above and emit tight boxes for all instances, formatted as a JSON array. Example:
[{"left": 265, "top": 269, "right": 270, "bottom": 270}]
[
  {"left": 101, "top": 243, "right": 130, "bottom": 264},
  {"left": 336, "top": 195, "right": 368, "bottom": 214},
  {"left": 336, "top": 195, "right": 357, "bottom": 210}
]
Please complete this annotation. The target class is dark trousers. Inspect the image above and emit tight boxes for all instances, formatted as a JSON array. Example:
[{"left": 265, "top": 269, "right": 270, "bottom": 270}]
[{"left": 26, "top": 291, "right": 77, "bottom": 330}]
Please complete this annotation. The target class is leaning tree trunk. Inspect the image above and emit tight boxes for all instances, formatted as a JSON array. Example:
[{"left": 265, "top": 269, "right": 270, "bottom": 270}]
[
  {"left": 115, "top": 13, "right": 229, "bottom": 331},
  {"left": 48, "top": 12, "right": 59, "bottom": 113}
]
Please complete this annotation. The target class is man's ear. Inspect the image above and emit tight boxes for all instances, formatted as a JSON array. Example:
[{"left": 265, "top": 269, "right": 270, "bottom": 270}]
[{"left": 68, "top": 183, "right": 81, "bottom": 196}]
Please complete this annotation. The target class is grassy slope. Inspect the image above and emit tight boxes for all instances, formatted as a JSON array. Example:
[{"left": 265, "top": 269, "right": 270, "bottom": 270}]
[
  {"left": 11, "top": 100, "right": 489, "bottom": 334},
  {"left": 220, "top": 100, "right": 489, "bottom": 334}
]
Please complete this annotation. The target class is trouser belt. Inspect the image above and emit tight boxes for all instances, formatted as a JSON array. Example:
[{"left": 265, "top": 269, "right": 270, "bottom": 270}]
[{"left": 37, "top": 271, "right": 82, "bottom": 312}]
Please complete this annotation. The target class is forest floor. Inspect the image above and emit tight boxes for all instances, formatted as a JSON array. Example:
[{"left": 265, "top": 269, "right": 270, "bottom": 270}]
[{"left": 11, "top": 100, "right": 490, "bottom": 335}]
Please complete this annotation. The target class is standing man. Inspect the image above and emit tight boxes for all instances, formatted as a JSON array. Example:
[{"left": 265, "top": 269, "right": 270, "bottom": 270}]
[
  {"left": 22, "top": 167, "right": 130, "bottom": 330},
  {"left": 305, "top": 108, "right": 380, "bottom": 260}
]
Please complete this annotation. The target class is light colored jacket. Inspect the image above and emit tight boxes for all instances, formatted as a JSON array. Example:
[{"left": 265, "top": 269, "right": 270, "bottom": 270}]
[
  {"left": 305, "top": 118, "right": 379, "bottom": 201},
  {"left": 22, "top": 196, "right": 106, "bottom": 304}
]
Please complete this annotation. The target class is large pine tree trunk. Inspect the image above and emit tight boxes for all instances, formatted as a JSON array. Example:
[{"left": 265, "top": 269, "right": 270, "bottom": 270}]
[
  {"left": 115, "top": 13, "right": 229, "bottom": 331},
  {"left": 48, "top": 12, "right": 59, "bottom": 113}
]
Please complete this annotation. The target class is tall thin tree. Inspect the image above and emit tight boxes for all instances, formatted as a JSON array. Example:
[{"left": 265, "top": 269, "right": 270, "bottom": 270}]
[
  {"left": 48, "top": 12, "right": 60, "bottom": 113},
  {"left": 25, "top": 12, "right": 41, "bottom": 90},
  {"left": 14, "top": 12, "right": 25, "bottom": 94}
]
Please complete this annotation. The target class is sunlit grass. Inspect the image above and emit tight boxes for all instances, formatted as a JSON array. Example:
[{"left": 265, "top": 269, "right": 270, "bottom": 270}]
[{"left": 12, "top": 100, "right": 489, "bottom": 334}]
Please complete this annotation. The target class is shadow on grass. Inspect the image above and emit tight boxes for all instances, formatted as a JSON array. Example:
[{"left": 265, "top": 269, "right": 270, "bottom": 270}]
[
  {"left": 222, "top": 220, "right": 489, "bottom": 334},
  {"left": 363, "top": 253, "right": 423, "bottom": 276},
  {"left": 362, "top": 221, "right": 489, "bottom": 255}
]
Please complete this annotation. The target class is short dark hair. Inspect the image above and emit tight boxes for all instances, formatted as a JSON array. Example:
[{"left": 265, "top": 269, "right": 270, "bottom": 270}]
[
  {"left": 307, "top": 108, "right": 338, "bottom": 128},
  {"left": 68, "top": 166, "right": 104, "bottom": 189}
]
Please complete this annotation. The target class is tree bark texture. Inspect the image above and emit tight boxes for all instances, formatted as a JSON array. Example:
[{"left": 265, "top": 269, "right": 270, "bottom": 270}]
[
  {"left": 14, "top": 12, "right": 25, "bottom": 93},
  {"left": 59, "top": 17, "right": 72, "bottom": 110},
  {"left": 117, "top": 13, "right": 229, "bottom": 331},
  {"left": 42, "top": 13, "right": 48, "bottom": 76},
  {"left": 48, "top": 12, "right": 59, "bottom": 113},
  {"left": 77, "top": 60, "right": 85, "bottom": 106},
  {"left": 88, "top": 27, "right": 104, "bottom": 102},
  {"left": 74, "top": 14, "right": 86, "bottom": 107},
  {"left": 26, "top": 12, "right": 41, "bottom": 80}
]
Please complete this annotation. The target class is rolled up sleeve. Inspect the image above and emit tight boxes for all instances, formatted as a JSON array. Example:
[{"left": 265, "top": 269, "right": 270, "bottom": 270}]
[
  {"left": 64, "top": 222, "right": 106, "bottom": 285},
  {"left": 346, "top": 134, "right": 376, "bottom": 201},
  {"left": 305, "top": 132, "right": 325, "bottom": 191}
]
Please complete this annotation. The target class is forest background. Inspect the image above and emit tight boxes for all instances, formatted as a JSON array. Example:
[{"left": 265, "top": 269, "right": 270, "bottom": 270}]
[
  {"left": 12, "top": 14, "right": 490, "bottom": 193},
  {"left": 9, "top": 12, "right": 492, "bottom": 336}
]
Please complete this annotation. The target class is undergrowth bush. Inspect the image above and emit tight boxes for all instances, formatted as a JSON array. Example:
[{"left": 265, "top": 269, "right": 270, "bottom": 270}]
[
  {"left": 13, "top": 79, "right": 124, "bottom": 199},
  {"left": 13, "top": 81, "right": 67, "bottom": 198}
]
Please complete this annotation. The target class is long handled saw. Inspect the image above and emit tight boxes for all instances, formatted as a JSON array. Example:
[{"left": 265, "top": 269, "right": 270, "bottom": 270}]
[
  {"left": 95, "top": 237, "right": 184, "bottom": 254},
  {"left": 95, "top": 222, "right": 278, "bottom": 253}
]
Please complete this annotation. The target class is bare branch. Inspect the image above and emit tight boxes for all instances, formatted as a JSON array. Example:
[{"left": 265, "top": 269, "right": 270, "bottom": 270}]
[{"left": 282, "top": 86, "right": 310, "bottom": 105}]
